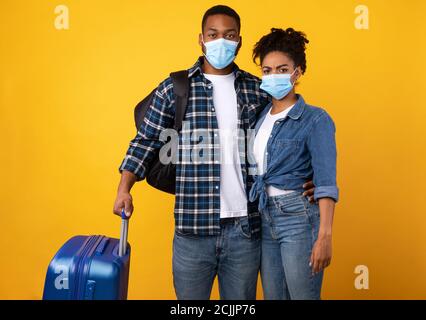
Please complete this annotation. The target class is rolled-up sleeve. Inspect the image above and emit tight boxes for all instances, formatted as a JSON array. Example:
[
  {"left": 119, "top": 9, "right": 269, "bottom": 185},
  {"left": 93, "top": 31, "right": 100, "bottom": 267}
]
[
  {"left": 307, "top": 111, "right": 339, "bottom": 202},
  {"left": 119, "top": 80, "right": 174, "bottom": 181}
]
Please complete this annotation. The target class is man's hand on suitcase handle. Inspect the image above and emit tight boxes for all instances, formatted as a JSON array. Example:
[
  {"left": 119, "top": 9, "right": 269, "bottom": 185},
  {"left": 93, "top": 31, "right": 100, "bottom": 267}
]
[
  {"left": 113, "top": 192, "right": 133, "bottom": 218},
  {"left": 113, "top": 171, "right": 137, "bottom": 219}
]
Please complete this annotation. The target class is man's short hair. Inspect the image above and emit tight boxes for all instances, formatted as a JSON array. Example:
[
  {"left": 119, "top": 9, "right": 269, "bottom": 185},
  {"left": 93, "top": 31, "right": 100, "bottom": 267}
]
[{"left": 201, "top": 5, "right": 241, "bottom": 32}]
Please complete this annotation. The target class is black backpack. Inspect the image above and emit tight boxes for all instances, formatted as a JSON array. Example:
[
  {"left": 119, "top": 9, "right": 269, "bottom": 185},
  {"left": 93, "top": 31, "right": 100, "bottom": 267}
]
[{"left": 134, "top": 70, "right": 189, "bottom": 194}]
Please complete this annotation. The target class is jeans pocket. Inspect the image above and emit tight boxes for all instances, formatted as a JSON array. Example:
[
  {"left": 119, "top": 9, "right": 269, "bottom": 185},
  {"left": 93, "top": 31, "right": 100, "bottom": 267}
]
[
  {"left": 306, "top": 200, "right": 321, "bottom": 219},
  {"left": 275, "top": 195, "right": 307, "bottom": 216},
  {"left": 238, "top": 217, "right": 252, "bottom": 239},
  {"left": 174, "top": 229, "right": 200, "bottom": 240}
]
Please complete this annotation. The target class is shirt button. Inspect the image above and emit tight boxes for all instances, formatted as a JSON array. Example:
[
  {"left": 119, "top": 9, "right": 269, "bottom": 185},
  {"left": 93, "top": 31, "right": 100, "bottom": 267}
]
[
  {"left": 215, "top": 186, "right": 219, "bottom": 189},
  {"left": 212, "top": 108, "right": 215, "bottom": 112}
]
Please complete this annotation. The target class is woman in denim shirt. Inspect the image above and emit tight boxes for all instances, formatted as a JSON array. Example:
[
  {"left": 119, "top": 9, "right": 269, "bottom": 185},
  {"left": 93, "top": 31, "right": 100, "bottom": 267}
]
[{"left": 249, "top": 28, "right": 338, "bottom": 300}]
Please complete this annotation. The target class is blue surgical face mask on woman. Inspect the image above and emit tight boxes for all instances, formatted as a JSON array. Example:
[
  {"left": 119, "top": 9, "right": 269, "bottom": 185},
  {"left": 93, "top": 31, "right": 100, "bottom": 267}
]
[
  {"left": 202, "top": 36, "right": 239, "bottom": 70},
  {"left": 260, "top": 69, "right": 298, "bottom": 100}
]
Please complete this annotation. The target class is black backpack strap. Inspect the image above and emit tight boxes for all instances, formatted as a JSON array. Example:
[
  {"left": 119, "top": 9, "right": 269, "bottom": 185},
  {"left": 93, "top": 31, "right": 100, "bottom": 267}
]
[{"left": 170, "top": 70, "right": 189, "bottom": 131}]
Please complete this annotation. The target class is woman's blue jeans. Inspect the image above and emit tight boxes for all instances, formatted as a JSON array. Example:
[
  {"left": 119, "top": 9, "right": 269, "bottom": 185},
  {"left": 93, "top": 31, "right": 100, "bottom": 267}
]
[{"left": 260, "top": 191, "right": 324, "bottom": 300}]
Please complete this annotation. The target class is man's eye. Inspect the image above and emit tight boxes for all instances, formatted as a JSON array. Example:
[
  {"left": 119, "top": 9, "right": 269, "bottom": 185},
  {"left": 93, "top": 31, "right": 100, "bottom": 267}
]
[
  {"left": 208, "top": 34, "right": 216, "bottom": 38},
  {"left": 279, "top": 69, "right": 289, "bottom": 73},
  {"left": 263, "top": 70, "right": 270, "bottom": 74},
  {"left": 227, "top": 34, "right": 235, "bottom": 39}
]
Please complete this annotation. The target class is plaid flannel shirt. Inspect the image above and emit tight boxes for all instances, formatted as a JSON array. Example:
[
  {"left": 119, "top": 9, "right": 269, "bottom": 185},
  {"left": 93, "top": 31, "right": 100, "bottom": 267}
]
[{"left": 119, "top": 57, "right": 270, "bottom": 236}]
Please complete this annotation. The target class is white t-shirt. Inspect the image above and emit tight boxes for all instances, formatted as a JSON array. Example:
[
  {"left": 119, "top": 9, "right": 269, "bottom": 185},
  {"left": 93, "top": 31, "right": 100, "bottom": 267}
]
[
  {"left": 204, "top": 72, "right": 247, "bottom": 218},
  {"left": 253, "top": 104, "right": 296, "bottom": 197}
]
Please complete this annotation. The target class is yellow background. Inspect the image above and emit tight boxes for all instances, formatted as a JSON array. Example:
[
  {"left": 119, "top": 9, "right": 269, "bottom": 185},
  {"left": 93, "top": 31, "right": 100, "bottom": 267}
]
[{"left": 1, "top": 0, "right": 425, "bottom": 299}]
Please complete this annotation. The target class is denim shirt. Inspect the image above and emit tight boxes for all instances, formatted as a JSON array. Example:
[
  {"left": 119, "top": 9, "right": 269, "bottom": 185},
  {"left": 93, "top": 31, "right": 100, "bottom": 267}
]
[{"left": 248, "top": 94, "right": 339, "bottom": 212}]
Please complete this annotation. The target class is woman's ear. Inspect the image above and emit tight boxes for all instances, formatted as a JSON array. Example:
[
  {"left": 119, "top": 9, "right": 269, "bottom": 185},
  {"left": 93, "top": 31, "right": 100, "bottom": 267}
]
[{"left": 294, "top": 66, "right": 302, "bottom": 81}]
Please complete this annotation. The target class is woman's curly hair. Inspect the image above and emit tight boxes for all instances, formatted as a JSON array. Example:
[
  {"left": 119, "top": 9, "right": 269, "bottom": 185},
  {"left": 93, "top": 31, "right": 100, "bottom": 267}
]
[{"left": 253, "top": 28, "right": 309, "bottom": 74}]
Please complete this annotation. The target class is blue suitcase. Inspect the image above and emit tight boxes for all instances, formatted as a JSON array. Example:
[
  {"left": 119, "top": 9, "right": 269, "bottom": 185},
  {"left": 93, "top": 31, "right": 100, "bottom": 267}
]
[{"left": 43, "top": 211, "right": 131, "bottom": 300}]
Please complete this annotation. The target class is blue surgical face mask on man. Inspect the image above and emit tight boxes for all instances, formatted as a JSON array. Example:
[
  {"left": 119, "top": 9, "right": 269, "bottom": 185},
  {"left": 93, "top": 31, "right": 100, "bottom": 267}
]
[
  {"left": 260, "top": 69, "right": 298, "bottom": 100},
  {"left": 202, "top": 36, "right": 239, "bottom": 70}
]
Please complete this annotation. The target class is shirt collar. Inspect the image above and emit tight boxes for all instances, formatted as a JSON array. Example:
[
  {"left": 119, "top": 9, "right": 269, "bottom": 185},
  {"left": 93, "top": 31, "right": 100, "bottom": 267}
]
[
  {"left": 255, "top": 94, "right": 306, "bottom": 133},
  {"left": 287, "top": 94, "right": 306, "bottom": 120},
  {"left": 188, "top": 56, "right": 244, "bottom": 79}
]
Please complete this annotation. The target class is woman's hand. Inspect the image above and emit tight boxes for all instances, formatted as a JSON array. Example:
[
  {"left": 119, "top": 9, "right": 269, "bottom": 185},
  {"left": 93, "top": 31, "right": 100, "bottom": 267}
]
[
  {"left": 310, "top": 234, "right": 332, "bottom": 274},
  {"left": 310, "top": 197, "right": 335, "bottom": 274}
]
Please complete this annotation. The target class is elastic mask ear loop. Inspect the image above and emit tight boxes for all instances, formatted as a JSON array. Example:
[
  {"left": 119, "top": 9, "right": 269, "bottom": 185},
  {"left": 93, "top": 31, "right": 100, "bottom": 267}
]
[
  {"left": 290, "top": 68, "right": 298, "bottom": 86},
  {"left": 234, "top": 36, "right": 241, "bottom": 48},
  {"left": 201, "top": 34, "right": 208, "bottom": 61}
]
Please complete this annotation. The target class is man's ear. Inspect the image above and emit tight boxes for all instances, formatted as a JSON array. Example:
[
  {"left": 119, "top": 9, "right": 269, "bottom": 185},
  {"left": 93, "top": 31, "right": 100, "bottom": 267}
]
[
  {"left": 235, "top": 36, "right": 243, "bottom": 56},
  {"left": 199, "top": 33, "right": 205, "bottom": 53}
]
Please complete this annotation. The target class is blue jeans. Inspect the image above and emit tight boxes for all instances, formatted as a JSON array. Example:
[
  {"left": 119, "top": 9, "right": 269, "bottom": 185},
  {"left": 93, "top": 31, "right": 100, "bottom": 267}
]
[
  {"left": 172, "top": 216, "right": 261, "bottom": 300},
  {"left": 260, "top": 191, "right": 324, "bottom": 300}
]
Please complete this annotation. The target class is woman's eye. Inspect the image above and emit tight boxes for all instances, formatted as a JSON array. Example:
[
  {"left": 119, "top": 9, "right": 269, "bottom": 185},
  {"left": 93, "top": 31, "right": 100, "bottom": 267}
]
[
  {"left": 208, "top": 34, "right": 216, "bottom": 38},
  {"left": 279, "top": 69, "right": 288, "bottom": 73}
]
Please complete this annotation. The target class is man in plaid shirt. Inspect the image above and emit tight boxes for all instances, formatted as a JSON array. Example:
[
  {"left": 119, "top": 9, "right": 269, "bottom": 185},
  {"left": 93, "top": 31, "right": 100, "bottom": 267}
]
[{"left": 113, "top": 5, "right": 314, "bottom": 300}]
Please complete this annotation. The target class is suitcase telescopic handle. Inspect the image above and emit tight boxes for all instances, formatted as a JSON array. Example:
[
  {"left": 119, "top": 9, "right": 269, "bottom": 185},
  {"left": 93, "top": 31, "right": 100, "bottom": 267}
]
[{"left": 118, "top": 209, "right": 129, "bottom": 257}]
